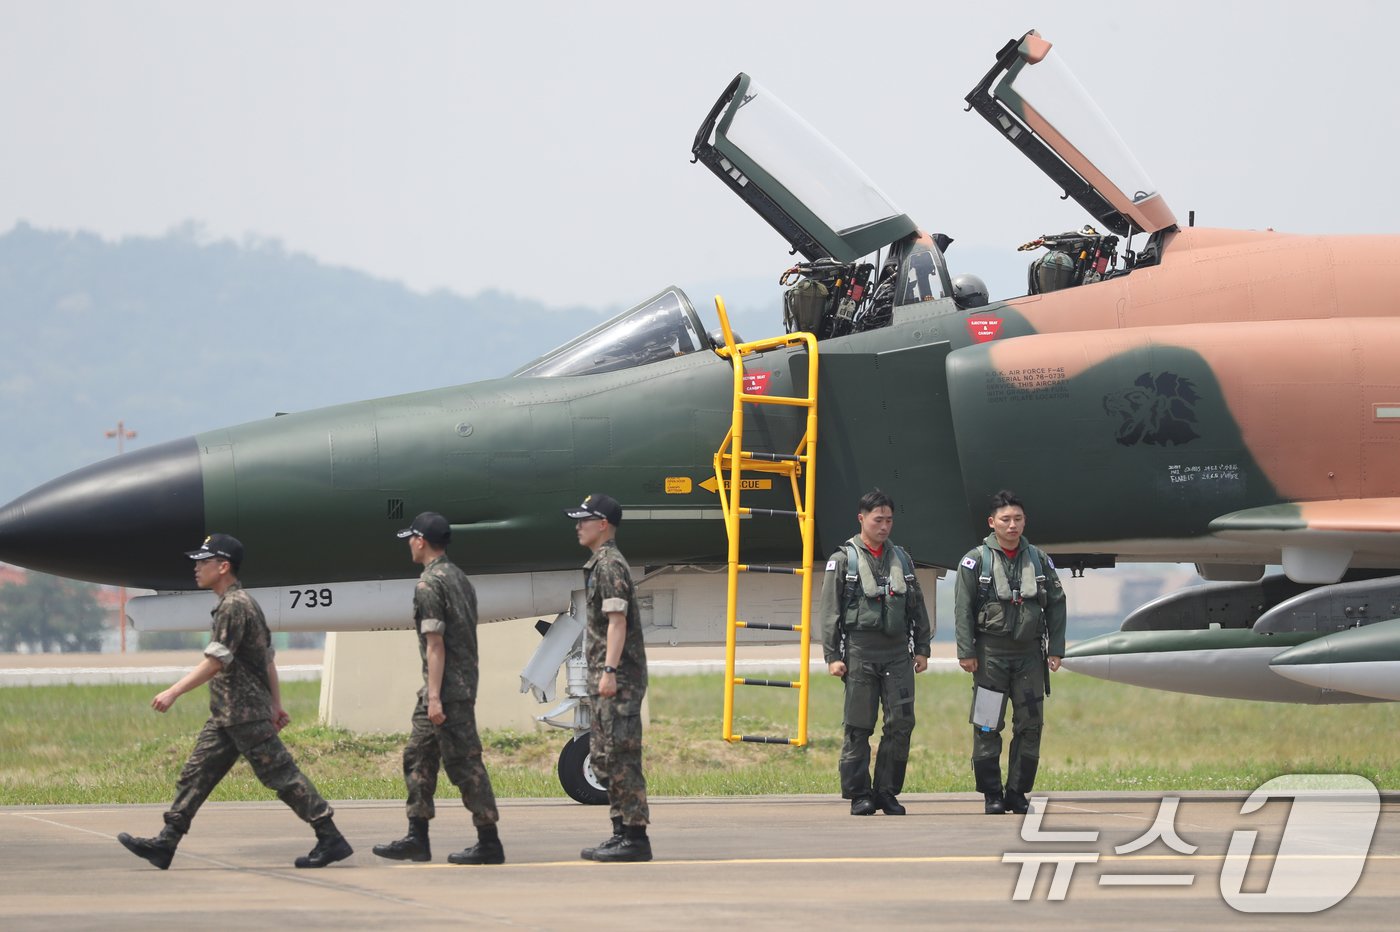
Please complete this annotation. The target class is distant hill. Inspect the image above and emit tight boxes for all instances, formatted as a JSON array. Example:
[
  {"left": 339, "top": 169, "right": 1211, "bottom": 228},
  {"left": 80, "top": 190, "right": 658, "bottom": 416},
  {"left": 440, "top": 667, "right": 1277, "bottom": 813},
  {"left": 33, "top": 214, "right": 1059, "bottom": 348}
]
[{"left": 0, "top": 223, "right": 780, "bottom": 501}]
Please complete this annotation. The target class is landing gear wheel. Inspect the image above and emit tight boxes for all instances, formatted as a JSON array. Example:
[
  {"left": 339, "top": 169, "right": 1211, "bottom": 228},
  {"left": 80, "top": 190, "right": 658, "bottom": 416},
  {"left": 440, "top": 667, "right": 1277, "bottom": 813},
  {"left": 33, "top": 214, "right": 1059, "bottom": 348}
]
[{"left": 557, "top": 733, "right": 608, "bottom": 805}]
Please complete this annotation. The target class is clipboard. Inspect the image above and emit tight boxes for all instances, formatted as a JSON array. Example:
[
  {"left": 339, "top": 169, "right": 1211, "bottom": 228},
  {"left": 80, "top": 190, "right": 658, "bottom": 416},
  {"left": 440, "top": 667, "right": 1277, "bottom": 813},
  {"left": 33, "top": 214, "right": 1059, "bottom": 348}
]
[{"left": 969, "top": 685, "right": 1008, "bottom": 731}]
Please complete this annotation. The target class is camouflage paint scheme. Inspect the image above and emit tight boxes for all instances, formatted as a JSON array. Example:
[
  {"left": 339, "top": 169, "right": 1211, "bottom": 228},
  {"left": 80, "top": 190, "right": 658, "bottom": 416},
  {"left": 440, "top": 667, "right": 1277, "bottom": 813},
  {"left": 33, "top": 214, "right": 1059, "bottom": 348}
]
[{"left": 3, "top": 29, "right": 1400, "bottom": 705}]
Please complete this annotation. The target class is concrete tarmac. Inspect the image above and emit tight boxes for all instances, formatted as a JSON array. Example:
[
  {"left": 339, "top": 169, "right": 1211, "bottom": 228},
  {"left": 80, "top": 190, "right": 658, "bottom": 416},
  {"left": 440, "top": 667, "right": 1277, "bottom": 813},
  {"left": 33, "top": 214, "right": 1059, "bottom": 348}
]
[{"left": 4, "top": 792, "right": 1398, "bottom": 930}]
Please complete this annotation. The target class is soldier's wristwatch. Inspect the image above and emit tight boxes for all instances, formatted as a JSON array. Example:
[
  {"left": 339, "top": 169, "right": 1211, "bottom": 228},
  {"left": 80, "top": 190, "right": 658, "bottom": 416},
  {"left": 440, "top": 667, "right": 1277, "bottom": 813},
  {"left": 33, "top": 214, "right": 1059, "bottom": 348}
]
[{"left": 603, "top": 665, "right": 617, "bottom": 674}]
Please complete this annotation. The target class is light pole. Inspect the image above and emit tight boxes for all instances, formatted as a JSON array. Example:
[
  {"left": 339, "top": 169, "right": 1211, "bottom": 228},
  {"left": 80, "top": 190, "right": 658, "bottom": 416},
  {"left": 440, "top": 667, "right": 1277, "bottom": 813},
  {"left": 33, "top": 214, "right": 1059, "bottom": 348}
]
[{"left": 105, "top": 420, "right": 137, "bottom": 652}]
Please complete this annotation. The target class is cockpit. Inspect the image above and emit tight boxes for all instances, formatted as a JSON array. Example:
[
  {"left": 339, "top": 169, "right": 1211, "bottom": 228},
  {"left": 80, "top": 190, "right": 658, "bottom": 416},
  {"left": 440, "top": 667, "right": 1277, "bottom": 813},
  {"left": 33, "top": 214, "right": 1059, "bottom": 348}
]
[
  {"left": 692, "top": 74, "right": 958, "bottom": 341},
  {"left": 520, "top": 31, "right": 1181, "bottom": 374},
  {"left": 964, "top": 29, "right": 1177, "bottom": 294},
  {"left": 511, "top": 288, "right": 709, "bottom": 378},
  {"left": 687, "top": 31, "right": 1178, "bottom": 339}
]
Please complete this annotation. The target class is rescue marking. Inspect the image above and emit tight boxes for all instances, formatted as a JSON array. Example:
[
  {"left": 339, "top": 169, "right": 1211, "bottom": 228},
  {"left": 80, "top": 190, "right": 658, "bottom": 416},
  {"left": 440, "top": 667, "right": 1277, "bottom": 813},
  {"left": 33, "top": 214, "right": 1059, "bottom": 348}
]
[
  {"left": 699, "top": 477, "right": 774, "bottom": 493},
  {"left": 664, "top": 477, "right": 693, "bottom": 494}
]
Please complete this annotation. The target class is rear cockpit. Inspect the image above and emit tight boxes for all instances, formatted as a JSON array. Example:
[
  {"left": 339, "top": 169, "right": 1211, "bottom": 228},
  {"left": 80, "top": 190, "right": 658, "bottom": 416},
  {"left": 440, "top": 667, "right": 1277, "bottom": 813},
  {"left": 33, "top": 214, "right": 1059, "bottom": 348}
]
[{"left": 966, "top": 29, "right": 1177, "bottom": 293}]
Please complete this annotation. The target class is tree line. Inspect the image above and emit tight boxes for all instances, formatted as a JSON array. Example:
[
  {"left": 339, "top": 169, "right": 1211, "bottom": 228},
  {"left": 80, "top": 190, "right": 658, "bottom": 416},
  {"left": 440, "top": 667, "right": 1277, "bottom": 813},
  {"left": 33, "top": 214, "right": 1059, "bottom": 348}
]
[{"left": 0, "top": 572, "right": 106, "bottom": 652}]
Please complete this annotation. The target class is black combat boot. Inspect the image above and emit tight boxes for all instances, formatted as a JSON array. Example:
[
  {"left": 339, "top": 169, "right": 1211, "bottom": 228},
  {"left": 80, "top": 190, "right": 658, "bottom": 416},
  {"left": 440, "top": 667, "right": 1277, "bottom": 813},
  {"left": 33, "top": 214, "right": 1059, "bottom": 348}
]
[
  {"left": 875, "top": 793, "right": 907, "bottom": 816},
  {"left": 875, "top": 758, "right": 908, "bottom": 815},
  {"left": 592, "top": 824, "right": 652, "bottom": 863},
  {"left": 581, "top": 816, "right": 625, "bottom": 860},
  {"left": 117, "top": 825, "right": 182, "bottom": 870},
  {"left": 1003, "top": 756, "right": 1039, "bottom": 815},
  {"left": 974, "top": 758, "right": 1006, "bottom": 815},
  {"left": 447, "top": 824, "right": 505, "bottom": 865},
  {"left": 295, "top": 816, "right": 354, "bottom": 868},
  {"left": 372, "top": 817, "right": 431, "bottom": 862},
  {"left": 849, "top": 797, "right": 877, "bottom": 816}
]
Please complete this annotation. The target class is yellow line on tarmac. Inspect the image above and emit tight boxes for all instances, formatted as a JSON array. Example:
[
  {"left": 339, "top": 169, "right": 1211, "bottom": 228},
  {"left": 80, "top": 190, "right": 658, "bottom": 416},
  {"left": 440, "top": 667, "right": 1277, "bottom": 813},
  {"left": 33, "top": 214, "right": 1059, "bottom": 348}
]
[{"left": 396, "top": 853, "right": 1400, "bottom": 869}]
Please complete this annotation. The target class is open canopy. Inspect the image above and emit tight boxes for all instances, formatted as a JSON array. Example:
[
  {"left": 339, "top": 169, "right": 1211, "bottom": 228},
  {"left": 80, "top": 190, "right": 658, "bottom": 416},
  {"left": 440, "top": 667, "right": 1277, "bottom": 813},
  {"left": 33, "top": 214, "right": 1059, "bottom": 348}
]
[
  {"left": 692, "top": 73, "right": 918, "bottom": 263},
  {"left": 965, "top": 30, "right": 1177, "bottom": 237}
]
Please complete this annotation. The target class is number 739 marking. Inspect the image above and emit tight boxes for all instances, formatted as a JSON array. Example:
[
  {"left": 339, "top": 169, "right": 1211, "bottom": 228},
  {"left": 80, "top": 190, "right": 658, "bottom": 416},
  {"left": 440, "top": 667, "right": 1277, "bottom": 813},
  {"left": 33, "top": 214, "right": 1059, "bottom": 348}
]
[{"left": 288, "top": 588, "right": 334, "bottom": 609}]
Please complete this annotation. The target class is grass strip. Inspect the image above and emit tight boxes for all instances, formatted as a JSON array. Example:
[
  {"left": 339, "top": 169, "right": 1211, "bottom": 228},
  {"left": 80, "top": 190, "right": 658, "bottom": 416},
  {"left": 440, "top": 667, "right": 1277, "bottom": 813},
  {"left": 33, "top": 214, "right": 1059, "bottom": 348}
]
[{"left": 2, "top": 672, "right": 1397, "bottom": 805}]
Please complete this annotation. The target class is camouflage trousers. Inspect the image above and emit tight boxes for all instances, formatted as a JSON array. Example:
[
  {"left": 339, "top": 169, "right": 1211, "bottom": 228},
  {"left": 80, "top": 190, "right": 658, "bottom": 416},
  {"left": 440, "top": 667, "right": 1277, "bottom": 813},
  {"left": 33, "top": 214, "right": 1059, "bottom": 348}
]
[
  {"left": 971, "top": 644, "right": 1045, "bottom": 794},
  {"left": 402, "top": 696, "right": 500, "bottom": 827},
  {"left": 838, "top": 652, "right": 916, "bottom": 800},
  {"left": 590, "top": 688, "right": 649, "bottom": 826},
  {"left": 165, "top": 718, "right": 331, "bottom": 834}
]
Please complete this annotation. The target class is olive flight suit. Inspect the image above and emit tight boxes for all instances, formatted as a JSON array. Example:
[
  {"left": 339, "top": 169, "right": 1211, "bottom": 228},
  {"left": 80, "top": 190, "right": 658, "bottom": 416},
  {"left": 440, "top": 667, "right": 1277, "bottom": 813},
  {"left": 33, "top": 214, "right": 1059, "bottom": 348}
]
[
  {"left": 820, "top": 537, "right": 932, "bottom": 804},
  {"left": 954, "top": 533, "right": 1066, "bottom": 811}
]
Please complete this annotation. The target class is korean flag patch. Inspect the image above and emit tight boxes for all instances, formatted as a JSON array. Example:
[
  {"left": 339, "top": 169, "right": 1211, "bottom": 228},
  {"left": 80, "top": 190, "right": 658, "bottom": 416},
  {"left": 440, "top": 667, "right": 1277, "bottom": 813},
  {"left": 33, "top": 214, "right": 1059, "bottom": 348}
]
[
  {"left": 960, "top": 556, "right": 978, "bottom": 570},
  {"left": 825, "top": 559, "right": 837, "bottom": 572}
]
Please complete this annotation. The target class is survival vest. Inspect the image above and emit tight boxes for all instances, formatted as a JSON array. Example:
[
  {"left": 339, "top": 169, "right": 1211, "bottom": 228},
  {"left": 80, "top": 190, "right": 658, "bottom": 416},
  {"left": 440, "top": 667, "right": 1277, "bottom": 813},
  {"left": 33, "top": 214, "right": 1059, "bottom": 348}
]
[
  {"left": 969, "top": 543, "right": 1052, "bottom": 646},
  {"left": 840, "top": 541, "right": 918, "bottom": 645},
  {"left": 974, "top": 544, "right": 1049, "bottom": 612}
]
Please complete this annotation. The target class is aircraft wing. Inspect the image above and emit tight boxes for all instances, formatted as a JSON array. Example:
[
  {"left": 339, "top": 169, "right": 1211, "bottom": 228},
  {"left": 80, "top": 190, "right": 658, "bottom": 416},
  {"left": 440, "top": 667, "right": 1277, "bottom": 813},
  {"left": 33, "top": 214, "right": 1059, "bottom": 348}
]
[{"left": 1210, "top": 499, "right": 1400, "bottom": 583}]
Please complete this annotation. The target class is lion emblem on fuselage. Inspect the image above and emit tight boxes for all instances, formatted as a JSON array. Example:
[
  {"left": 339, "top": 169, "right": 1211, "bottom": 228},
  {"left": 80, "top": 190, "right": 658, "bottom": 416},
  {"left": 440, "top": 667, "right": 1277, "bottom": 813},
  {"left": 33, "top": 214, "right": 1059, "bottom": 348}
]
[{"left": 1103, "top": 371, "right": 1201, "bottom": 446}]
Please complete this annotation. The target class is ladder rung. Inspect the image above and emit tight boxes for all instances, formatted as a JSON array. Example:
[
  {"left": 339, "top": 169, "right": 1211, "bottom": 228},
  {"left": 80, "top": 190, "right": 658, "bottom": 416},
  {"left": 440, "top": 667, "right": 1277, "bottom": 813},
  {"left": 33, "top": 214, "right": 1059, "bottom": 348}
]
[
  {"left": 737, "top": 677, "right": 800, "bottom": 689},
  {"left": 741, "top": 507, "right": 800, "bottom": 518},
  {"left": 742, "top": 451, "right": 801, "bottom": 462},
  {"left": 739, "top": 735, "right": 799, "bottom": 745},
  {"left": 739, "top": 564, "right": 800, "bottom": 575},
  {"left": 741, "top": 394, "right": 813, "bottom": 408},
  {"left": 737, "top": 621, "right": 802, "bottom": 632}
]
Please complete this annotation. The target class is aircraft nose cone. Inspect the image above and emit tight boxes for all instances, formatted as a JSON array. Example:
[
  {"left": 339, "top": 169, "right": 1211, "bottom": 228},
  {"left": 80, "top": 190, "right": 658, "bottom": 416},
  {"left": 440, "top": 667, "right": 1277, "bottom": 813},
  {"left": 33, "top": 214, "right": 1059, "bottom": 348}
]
[{"left": 0, "top": 436, "right": 205, "bottom": 589}]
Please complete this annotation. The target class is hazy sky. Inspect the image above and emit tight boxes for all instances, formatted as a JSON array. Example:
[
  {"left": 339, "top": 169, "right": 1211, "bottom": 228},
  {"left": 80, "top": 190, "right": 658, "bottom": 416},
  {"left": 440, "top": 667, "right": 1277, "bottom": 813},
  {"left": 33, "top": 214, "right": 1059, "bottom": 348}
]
[{"left": 5, "top": 1, "right": 1400, "bottom": 308}]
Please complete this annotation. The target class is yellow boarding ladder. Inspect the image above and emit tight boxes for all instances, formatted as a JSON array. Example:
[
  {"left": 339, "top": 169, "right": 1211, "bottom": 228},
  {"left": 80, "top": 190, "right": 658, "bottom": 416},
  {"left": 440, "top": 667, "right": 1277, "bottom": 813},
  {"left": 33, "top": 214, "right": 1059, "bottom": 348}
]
[{"left": 711, "top": 296, "right": 818, "bottom": 746}]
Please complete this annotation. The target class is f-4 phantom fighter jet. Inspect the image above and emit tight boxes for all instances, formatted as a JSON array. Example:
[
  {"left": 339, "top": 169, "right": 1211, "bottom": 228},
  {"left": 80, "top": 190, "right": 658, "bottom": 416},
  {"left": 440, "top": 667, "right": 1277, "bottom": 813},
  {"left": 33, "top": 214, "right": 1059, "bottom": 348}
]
[{"left": 4, "top": 30, "right": 1400, "bottom": 801}]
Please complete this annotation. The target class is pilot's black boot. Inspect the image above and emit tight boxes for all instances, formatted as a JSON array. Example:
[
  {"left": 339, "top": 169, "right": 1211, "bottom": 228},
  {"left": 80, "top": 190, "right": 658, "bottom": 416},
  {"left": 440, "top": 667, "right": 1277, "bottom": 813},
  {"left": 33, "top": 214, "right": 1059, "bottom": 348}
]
[
  {"left": 875, "top": 793, "right": 907, "bottom": 816},
  {"left": 875, "top": 759, "right": 908, "bottom": 815},
  {"left": 592, "top": 824, "right": 652, "bottom": 863},
  {"left": 447, "top": 824, "right": 505, "bottom": 865},
  {"left": 974, "top": 758, "right": 1006, "bottom": 815},
  {"left": 840, "top": 753, "right": 875, "bottom": 816},
  {"left": 296, "top": 816, "right": 354, "bottom": 868},
  {"left": 372, "top": 817, "right": 431, "bottom": 862},
  {"left": 581, "top": 817, "right": 625, "bottom": 860},
  {"left": 117, "top": 825, "right": 181, "bottom": 870},
  {"left": 1003, "top": 756, "right": 1039, "bottom": 815}
]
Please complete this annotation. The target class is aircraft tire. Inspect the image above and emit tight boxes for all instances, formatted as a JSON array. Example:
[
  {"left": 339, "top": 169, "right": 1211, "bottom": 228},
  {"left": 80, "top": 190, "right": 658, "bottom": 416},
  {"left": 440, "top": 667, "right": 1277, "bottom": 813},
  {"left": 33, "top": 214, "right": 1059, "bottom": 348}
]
[{"left": 557, "top": 733, "right": 608, "bottom": 805}]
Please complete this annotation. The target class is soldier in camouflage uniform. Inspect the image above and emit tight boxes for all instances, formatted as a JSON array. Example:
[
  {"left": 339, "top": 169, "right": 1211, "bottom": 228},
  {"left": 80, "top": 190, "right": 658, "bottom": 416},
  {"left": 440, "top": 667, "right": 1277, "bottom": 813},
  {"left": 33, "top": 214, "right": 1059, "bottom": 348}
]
[
  {"left": 567, "top": 493, "right": 653, "bottom": 862},
  {"left": 954, "top": 490, "right": 1066, "bottom": 815},
  {"left": 372, "top": 512, "right": 504, "bottom": 865},
  {"left": 118, "top": 533, "right": 352, "bottom": 870},
  {"left": 819, "top": 489, "right": 932, "bottom": 817}
]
